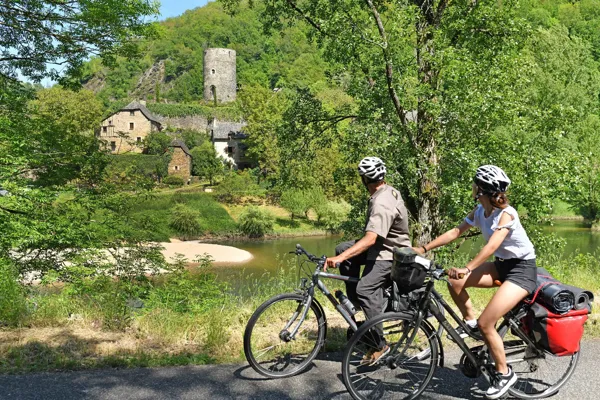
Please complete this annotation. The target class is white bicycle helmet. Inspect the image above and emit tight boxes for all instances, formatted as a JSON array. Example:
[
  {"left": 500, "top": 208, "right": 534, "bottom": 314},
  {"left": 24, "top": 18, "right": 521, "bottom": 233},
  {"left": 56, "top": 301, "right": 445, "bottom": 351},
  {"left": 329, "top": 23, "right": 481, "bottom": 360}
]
[
  {"left": 358, "top": 157, "right": 386, "bottom": 182},
  {"left": 474, "top": 165, "right": 511, "bottom": 194}
]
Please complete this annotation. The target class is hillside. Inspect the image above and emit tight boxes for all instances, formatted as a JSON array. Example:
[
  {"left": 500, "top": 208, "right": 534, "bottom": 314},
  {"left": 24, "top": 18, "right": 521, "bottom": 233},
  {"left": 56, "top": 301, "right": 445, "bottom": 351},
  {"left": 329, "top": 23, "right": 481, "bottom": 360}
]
[{"left": 82, "top": 1, "right": 329, "bottom": 104}]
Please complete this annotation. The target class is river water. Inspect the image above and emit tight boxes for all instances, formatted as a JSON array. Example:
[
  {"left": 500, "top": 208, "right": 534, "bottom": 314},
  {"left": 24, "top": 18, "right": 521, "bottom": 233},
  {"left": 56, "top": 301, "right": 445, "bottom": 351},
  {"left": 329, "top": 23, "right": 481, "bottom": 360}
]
[{"left": 212, "top": 220, "right": 599, "bottom": 285}]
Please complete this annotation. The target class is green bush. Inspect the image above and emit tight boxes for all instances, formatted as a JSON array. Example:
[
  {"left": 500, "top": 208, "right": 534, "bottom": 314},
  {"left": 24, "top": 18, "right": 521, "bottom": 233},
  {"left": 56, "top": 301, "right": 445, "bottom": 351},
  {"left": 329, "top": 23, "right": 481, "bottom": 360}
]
[
  {"left": 105, "top": 154, "right": 169, "bottom": 185},
  {"left": 279, "top": 188, "right": 317, "bottom": 219},
  {"left": 162, "top": 175, "right": 185, "bottom": 186},
  {"left": 314, "top": 200, "right": 352, "bottom": 232},
  {"left": 214, "top": 171, "right": 265, "bottom": 203},
  {"left": 169, "top": 204, "right": 202, "bottom": 240},
  {"left": 238, "top": 206, "right": 275, "bottom": 238},
  {"left": 0, "top": 260, "right": 27, "bottom": 326}
]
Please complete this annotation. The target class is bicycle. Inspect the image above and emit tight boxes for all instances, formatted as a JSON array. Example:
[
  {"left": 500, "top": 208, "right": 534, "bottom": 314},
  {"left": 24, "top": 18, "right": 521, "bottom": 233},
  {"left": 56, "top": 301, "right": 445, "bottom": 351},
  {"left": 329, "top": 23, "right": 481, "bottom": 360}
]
[
  {"left": 342, "top": 261, "right": 580, "bottom": 400},
  {"left": 243, "top": 244, "right": 445, "bottom": 378}
]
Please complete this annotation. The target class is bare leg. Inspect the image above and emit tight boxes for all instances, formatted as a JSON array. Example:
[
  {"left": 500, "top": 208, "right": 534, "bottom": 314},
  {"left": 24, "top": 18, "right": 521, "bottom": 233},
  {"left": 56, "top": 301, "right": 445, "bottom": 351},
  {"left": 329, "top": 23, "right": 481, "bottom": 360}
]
[
  {"left": 478, "top": 281, "right": 529, "bottom": 374},
  {"left": 447, "top": 261, "right": 499, "bottom": 321}
]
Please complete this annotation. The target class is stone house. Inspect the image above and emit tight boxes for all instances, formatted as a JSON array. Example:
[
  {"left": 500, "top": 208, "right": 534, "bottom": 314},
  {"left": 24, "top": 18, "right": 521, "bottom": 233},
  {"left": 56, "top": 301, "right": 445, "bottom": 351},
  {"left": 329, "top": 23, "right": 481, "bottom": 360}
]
[
  {"left": 209, "top": 119, "right": 251, "bottom": 169},
  {"left": 98, "top": 100, "right": 162, "bottom": 154},
  {"left": 168, "top": 139, "right": 192, "bottom": 182}
]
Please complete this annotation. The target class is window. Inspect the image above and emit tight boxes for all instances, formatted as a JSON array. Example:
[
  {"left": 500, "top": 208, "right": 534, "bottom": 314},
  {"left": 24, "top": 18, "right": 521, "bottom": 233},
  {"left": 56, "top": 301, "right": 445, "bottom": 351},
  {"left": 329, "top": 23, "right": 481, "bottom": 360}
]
[
  {"left": 130, "top": 111, "right": 135, "bottom": 116},
  {"left": 102, "top": 126, "right": 107, "bottom": 133},
  {"left": 211, "top": 69, "right": 216, "bottom": 75},
  {"left": 129, "top": 122, "right": 134, "bottom": 130},
  {"left": 110, "top": 141, "right": 116, "bottom": 151},
  {"left": 108, "top": 120, "right": 112, "bottom": 125},
  {"left": 227, "top": 146, "right": 234, "bottom": 155},
  {"left": 174, "top": 166, "right": 180, "bottom": 171},
  {"left": 136, "top": 137, "right": 142, "bottom": 143}
]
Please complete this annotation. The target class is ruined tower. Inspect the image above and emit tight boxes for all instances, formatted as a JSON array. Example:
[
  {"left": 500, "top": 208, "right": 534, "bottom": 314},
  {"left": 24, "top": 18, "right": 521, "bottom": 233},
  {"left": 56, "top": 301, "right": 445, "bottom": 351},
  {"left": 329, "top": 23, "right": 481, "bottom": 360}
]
[{"left": 203, "top": 48, "right": 236, "bottom": 103}]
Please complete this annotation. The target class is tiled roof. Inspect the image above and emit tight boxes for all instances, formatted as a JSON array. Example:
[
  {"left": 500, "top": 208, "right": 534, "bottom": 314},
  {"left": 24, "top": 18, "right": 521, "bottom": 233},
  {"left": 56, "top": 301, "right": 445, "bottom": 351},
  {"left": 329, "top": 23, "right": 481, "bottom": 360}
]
[
  {"left": 211, "top": 121, "right": 245, "bottom": 140},
  {"left": 121, "top": 101, "right": 162, "bottom": 124},
  {"left": 169, "top": 139, "right": 192, "bottom": 157}
]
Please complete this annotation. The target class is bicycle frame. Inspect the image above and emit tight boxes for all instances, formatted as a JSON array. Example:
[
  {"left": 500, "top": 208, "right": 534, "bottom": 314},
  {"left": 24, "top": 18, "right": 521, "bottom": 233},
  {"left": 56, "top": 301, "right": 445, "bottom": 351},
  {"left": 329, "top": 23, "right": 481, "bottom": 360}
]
[{"left": 393, "top": 274, "right": 540, "bottom": 381}]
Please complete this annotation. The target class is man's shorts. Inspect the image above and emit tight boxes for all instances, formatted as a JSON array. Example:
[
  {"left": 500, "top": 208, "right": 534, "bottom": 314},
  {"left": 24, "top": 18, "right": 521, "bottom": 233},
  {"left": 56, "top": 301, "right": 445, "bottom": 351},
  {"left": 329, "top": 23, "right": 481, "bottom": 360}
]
[{"left": 494, "top": 257, "right": 537, "bottom": 294}]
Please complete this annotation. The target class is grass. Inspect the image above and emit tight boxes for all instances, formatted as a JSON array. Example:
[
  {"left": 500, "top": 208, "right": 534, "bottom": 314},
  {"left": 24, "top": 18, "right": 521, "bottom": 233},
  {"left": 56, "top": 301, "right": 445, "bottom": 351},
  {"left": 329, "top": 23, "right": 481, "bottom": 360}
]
[
  {"left": 1, "top": 248, "right": 598, "bottom": 374},
  {"left": 126, "top": 188, "right": 238, "bottom": 241},
  {"left": 551, "top": 199, "right": 582, "bottom": 220},
  {"left": 225, "top": 203, "right": 327, "bottom": 237}
]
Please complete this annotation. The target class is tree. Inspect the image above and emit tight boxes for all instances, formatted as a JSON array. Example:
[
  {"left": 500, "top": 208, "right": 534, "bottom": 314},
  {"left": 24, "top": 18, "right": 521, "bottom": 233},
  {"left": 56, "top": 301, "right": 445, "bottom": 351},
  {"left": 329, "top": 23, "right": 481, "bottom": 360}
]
[
  {"left": 191, "top": 141, "right": 223, "bottom": 185},
  {"left": 0, "top": 0, "right": 159, "bottom": 84},
  {"left": 143, "top": 132, "right": 172, "bottom": 155}
]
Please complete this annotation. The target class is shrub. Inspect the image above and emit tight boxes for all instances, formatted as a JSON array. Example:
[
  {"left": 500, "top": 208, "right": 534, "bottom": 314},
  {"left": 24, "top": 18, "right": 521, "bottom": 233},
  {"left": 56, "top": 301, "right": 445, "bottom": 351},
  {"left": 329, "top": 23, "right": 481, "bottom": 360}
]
[
  {"left": 162, "top": 175, "right": 185, "bottom": 186},
  {"left": 315, "top": 200, "right": 352, "bottom": 232},
  {"left": 214, "top": 171, "right": 265, "bottom": 203},
  {"left": 238, "top": 207, "right": 275, "bottom": 238},
  {"left": 280, "top": 188, "right": 326, "bottom": 219},
  {"left": 169, "top": 204, "right": 202, "bottom": 240},
  {"left": 0, "top": 260, "right": 27, "bottom": 326}
]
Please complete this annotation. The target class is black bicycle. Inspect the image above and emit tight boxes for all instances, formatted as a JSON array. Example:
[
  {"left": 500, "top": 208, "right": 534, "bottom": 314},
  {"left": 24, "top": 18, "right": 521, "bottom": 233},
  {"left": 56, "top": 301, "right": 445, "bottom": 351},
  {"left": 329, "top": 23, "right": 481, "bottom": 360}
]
[
  {"left": 341, "top": 261, "right": 580, "bottom": 399},
  {"left": 243, "top": 244, "right": 445, "bottom": 378}
]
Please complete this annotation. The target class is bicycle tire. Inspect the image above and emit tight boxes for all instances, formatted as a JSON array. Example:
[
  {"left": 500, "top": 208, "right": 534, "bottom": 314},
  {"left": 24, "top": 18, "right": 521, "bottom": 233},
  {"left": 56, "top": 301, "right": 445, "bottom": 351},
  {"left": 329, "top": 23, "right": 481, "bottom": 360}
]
[
  {"left": 505, "top": 339, "right": 580, "bottom": 399},
  {"left": 243, "top": 293, "right": 326, "bottom": 378},
  {"left": 342, "top": 312, "right": 438, "bottom": 400}
]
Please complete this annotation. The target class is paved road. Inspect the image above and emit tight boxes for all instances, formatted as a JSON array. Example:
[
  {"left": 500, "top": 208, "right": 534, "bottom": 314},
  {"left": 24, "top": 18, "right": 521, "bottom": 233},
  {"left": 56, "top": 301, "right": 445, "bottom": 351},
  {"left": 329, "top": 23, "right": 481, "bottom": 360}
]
[{"left": 1, "top": 340, "right": 598, "bottom": 400}]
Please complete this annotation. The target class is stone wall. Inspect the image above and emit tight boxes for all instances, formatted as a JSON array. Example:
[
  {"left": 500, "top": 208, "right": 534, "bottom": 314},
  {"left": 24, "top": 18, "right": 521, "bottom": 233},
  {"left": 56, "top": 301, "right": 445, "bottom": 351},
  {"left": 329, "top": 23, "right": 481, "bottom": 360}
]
[
  {"left": 99, "top": 111, "right": 158, "bottom": 154},
  {"left": 156, "top": 115, "right": 209, "bottom": 132},
  {"left": 168, "top": 148, "right": 192, "bottom": 180}
]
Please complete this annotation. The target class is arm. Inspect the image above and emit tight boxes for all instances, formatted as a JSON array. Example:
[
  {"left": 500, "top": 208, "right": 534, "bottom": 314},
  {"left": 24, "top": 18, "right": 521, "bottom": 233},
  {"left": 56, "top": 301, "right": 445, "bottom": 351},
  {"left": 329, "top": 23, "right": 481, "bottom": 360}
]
[
  {"left": 448, "top": 211, "right": 513, "bottom": 279},
  {"left": 414, "top": 207, "right": 477, "bottom": 255},
  {"left": 325, "top": 231, "right": 377, "bottom": 271}
]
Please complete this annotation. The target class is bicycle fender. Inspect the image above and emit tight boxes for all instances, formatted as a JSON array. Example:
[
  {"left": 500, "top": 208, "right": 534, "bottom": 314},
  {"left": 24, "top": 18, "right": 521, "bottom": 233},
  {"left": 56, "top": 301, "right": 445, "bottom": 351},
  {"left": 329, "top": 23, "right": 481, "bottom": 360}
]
[
  {"left": 311, "top": 297, "right": 328, "bottom": 346},
  {"left": 421, "top": 319, "right": 444, "bottom": 368}
]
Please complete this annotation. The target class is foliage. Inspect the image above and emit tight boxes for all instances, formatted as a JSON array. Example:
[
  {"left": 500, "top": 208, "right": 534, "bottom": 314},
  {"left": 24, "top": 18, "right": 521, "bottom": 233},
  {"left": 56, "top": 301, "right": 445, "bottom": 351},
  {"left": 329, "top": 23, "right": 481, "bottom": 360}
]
[
  {"left": 314, "top": 200, "right": 352, "bottom": 233},
  {"left": 143, "top": 132, "right": 173, "bottom": 155},
  {"left": 30, "top": 87, "right": 104, "bottom": 134},
  {"left": 279, "top": 188, "right": 321, "bottom": 220},
  {"left": 238, "top": 206, "right": 275, "bottom": 238},
  {"left": 214, "top": 171, "right": 265, "bottom": 203},
  {"left": 191, "top": 141, "right": 223, "bottom": 185},
  {"left": 169, "top": 203, "right": 202, "bottom": 240},
  {"left": 105, "top": 154, "right": 169, "bottom": 186},
  {"left": 162, "top": 175, "right": 185, "bottom": 187},
  {"left": 177, "top": 129, "right": 208, "bottom": 150},
  {"left": 0, "top": 260, "right": 28, "bottom": 326},
  {"left": 0, "top": 0, "right": 159, "bottom": 84}
]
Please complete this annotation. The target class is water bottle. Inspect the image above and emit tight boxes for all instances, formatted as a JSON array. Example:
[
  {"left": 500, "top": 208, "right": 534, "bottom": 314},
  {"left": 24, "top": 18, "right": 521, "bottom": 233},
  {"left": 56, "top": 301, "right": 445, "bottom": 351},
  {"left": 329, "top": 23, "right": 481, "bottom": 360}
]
[{"left": 335, "top": 290, "right": 357, "bottom": 315}]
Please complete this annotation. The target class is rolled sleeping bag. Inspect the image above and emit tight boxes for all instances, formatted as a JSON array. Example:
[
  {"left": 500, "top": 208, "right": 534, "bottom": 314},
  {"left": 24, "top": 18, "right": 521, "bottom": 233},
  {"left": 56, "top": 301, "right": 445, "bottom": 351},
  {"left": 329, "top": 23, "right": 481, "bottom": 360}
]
[
  {"left": 537, "top": 283, "right": 575, "bottom": 314},
  {"left": 561, "top": 284, "right": 594, "bottom": 311}
]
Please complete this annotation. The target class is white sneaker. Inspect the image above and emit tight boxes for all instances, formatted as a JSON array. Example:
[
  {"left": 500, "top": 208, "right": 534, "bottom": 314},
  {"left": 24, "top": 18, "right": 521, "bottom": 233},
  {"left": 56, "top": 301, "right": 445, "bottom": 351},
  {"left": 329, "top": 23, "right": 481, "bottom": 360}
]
[{"left": 486, "top": 366, "right": 518, "bottom": 399}]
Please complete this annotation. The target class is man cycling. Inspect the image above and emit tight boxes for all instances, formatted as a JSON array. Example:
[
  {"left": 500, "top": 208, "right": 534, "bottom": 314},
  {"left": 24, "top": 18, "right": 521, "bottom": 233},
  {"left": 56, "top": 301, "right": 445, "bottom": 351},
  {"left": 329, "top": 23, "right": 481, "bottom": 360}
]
[{"left": 325, "top": 156, "right": 410, "bottom": 364}]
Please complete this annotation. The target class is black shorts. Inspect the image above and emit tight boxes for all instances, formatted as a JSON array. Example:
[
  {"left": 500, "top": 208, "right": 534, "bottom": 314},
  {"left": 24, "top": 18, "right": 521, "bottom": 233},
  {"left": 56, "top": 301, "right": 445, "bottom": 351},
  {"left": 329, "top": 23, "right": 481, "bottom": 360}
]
[{"left": 494, "top": 257, "right": 537, "bottom": 294}]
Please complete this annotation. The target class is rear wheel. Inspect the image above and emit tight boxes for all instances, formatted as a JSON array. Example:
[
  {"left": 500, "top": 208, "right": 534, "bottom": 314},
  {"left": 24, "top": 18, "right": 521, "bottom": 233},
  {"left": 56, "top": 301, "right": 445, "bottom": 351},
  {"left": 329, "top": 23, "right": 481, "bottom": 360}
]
[
  {"left": 342, "top": 312, "right": 438, "bottom": 400},
  {"left": 506, "top": 340, "right": 579, "bottom": 399},
  {"left": 243, "top": 293, "right": 326, "bottom": 378}
]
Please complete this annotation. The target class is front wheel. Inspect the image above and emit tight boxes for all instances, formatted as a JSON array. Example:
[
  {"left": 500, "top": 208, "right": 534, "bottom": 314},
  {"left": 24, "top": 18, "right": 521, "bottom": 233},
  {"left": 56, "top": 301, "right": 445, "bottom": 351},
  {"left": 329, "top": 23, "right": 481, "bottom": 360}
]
[
  {"left": 342, "top": 312, "right": 438, "bottom": 400},
  {"left": 243, "top": 293, "right": 326, "bottom": 378}
]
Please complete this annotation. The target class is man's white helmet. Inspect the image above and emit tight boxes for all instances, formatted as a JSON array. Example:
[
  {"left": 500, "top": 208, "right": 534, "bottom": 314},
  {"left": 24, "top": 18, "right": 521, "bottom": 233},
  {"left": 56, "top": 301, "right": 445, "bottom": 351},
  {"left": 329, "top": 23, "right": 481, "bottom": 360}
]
[
  {"left": 358, "top": 157, "right": 386, "bottom": 182},
  {"left": 474, "top": 165, "right": 511, "bottom": 194}
]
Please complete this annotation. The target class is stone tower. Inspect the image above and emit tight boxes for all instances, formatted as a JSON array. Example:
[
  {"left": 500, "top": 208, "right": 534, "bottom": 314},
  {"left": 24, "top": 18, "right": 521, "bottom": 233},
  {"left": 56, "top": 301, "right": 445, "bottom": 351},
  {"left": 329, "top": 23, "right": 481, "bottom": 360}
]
[{"left": 203, "top": 48, "right": 236, "bottom": 103}]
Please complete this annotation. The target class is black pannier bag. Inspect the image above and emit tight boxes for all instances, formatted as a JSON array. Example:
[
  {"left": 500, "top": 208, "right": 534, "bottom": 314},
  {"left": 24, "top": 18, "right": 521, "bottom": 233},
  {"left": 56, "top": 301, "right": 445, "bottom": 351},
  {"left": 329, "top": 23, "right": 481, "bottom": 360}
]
[{"left": 391, "top": 247, "right": 431, "bottom": 292}]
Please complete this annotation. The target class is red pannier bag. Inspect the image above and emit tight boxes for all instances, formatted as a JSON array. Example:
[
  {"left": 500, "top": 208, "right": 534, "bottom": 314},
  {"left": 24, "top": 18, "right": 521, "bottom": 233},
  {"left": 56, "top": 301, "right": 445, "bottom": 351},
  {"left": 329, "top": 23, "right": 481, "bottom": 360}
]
[{"left": 522, "top": 302, "right": 588, "bottom": 356}]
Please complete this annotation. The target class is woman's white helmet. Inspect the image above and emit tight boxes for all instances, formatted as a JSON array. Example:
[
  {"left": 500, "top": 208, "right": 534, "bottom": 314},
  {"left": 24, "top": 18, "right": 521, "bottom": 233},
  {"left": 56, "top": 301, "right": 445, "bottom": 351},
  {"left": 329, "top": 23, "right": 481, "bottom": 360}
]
[
  {"left": 474, "top": 165, "right": 511, "bottom": 194},
  {"left": 358, "top": 157, "right": 386, "bottom": 182}
]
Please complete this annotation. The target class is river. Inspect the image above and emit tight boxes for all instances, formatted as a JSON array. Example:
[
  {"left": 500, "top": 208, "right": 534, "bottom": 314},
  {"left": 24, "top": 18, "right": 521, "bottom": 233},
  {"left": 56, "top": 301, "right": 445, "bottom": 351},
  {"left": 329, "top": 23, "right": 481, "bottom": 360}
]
[{"left": 211, "top": 220, "right": 599, "bottom": 286}]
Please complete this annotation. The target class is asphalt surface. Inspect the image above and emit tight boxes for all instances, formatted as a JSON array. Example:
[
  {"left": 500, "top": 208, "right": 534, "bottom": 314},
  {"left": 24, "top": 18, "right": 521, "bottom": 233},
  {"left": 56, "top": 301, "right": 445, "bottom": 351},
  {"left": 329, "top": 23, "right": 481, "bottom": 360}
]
[{"left": 1, "top": 340, "right": 599, "bottom": 400}]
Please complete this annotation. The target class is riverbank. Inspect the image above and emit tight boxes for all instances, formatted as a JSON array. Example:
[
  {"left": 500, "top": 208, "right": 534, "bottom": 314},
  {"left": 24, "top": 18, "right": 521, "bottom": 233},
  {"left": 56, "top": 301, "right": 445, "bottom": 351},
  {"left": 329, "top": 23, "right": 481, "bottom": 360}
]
[{"left": 160, "top": 240, "right": 253, "bottom": 263}]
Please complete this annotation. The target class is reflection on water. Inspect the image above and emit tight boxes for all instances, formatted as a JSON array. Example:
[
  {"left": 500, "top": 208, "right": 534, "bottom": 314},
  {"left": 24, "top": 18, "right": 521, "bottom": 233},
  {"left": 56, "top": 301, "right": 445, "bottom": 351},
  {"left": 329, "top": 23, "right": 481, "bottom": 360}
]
[{"left": 211, "top": 220, "right": 599, "bottom": 287}]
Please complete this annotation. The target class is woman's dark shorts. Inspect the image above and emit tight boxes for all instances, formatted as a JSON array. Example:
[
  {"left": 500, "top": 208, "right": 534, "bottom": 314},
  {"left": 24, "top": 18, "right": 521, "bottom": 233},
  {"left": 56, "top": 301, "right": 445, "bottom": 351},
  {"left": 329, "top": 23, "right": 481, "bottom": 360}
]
[{"left": 494, "top": 257, "right": 537, "bottom": 294}]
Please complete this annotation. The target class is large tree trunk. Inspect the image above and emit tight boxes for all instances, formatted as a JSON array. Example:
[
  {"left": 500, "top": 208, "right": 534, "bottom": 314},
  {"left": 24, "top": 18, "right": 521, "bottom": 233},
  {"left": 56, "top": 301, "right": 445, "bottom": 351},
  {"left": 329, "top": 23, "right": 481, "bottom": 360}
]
[{"left": 414, "top": 3, "right": 442, "bottom": 244}]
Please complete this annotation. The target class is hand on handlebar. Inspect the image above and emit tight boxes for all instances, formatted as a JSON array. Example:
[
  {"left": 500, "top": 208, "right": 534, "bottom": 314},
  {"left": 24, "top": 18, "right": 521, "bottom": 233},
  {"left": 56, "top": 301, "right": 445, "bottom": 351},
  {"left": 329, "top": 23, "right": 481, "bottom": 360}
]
[
  {"left": 448, "top": 267, "right": 470, "bottom": 280},
  {"left": 324, "top": 256, "right": 343, "bottom": 272}
]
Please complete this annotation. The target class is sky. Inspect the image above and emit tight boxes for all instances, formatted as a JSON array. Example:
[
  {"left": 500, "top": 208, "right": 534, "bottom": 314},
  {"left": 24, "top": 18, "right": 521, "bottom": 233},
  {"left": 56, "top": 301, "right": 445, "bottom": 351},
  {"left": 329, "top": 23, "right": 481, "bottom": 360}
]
[{"left": 160, "top": 0, "right": 211, "bottom": 20}]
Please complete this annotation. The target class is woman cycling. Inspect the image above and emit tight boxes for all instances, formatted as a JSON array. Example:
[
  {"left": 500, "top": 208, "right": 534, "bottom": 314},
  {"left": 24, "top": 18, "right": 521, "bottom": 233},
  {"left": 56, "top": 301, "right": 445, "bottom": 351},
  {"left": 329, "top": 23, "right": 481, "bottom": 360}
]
[{"left": 415, "top": 165, "right": 537, "bottom": 400}]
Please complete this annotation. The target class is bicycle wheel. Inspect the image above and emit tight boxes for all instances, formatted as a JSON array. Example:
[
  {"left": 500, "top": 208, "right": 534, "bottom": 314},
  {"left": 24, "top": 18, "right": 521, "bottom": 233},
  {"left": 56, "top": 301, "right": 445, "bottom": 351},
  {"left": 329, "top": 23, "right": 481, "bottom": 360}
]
[
  {"left": 243, "top": 293, "right": 326, "bottom": 378},
  {"left": 342, "top": 312, "right": 438, "bottom": 400},
  {"left": 505, "top": 339, "right": 579, "bottom": 399}
]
